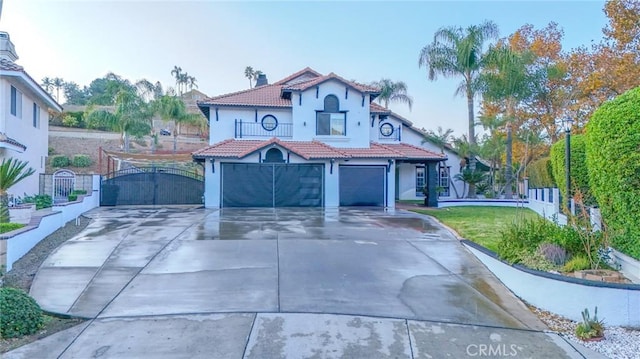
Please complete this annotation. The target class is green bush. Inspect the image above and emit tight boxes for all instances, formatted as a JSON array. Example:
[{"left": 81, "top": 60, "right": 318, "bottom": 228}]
[
  {"left": 48, "top": 147, "right": 55, "bottom": 155},
  {"left": 22, "top": 194, "right": 53, "bottom": 210},
  {"left": 550, "top": 134, "right": 594, "bottom": 206},
  {"left": 72, "top": 189, "right": 87, "bottom": 195},
  {"left": 586, "top": 86, "right": 640, "bottom": 259},
  {"left": 527, "top": 157, "right": 555, "bottom": 188},
  {"left": 60, "top": 111, "right": 85, "bottom": 128},
  {"left": 0, "top": 223, "right": 24, "bottom": 234},
  {"left": 0, "top": 287, "right": 44, "bottom": 338},
  {"left": 68, "top": 194, "right": 78, "bottom": 202},
  {"left": 50, "top": 155, "right": 70, "bottom": 168},
  {"left": 72, "top": 155, "right": 92, "bottom": 167},
  {"left": 563, "top": 255, "right": 591, "bottom": 272},
  {"left": 519, "top": 251, "right": 557, "bottom": 272}
]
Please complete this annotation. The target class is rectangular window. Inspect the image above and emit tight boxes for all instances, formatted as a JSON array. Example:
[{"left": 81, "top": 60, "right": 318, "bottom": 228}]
[
  {"left": 415, "top": 166, "right": 425, "bottom": 196},
  {"left": 10, "top": 85, "right": 22, "bottom": 118},
  {"left": 316, "top": 112, "right": 346, "bottom": 136},
  {"left": 439, "top": 167, "right": 450, "bottom": 197},
  {"left": 33, "top": 103, "right": 40, "bottom": 128}
]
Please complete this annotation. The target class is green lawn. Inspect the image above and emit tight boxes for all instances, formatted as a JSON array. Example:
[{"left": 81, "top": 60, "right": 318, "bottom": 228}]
[{"left": 411, "top": 206, "right": 539, "bottom": 252}]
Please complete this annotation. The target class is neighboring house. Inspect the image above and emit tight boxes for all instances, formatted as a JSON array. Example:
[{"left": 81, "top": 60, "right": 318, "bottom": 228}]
[
  {"left": 0, "top": 31, "right": 62, "bottom": 196},
  {"left": 194, "top": 68, "right": 469, "bottom": 209}
]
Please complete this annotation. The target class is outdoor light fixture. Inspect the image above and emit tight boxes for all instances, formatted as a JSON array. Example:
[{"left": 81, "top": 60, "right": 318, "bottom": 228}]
[
  {"left": 330, "top": 159, "right": 335, "bottom": 174},
  {"left": 210, "top": 159, "right": 215, "bottom": 173},
  {"left": 387, "top": 159, "right": 394, "bottom": 172},
  {"left": 562, "top": 117, "right": 574, "bottom": 212}
]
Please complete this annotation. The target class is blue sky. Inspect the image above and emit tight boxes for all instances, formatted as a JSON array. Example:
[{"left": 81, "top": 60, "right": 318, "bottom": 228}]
[{"left": 1, "top": 1, "right": 608, "bottom": 137}]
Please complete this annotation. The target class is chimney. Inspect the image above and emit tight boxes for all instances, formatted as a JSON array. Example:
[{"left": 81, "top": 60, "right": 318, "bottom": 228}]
[
  {"left": 0, "top": 32, "right": 18, "bottom": 62},
  {"left": 255, "top": 73, "right": 268, "bottom": 87}
]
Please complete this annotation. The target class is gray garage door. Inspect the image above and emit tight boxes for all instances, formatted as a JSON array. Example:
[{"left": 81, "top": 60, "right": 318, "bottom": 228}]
[
  {"left": 339, "top": 166, "right": 385, "bottom": 206},
  {"left": 221, "top": 163, "right": 323, "bottom": 207}
]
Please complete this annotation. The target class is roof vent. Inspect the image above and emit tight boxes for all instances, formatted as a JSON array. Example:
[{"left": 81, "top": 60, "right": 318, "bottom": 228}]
[
  {"left": 255, "top": 73, "right": 268, "bottom": 87},
  {"left": 0, "top": 31, "right": 18, "bottom": 62}
]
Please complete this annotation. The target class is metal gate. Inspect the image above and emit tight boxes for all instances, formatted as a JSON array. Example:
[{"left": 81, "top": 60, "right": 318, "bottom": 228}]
[{"left": 100, "top": 167, "right": 204, "bottom": 206}]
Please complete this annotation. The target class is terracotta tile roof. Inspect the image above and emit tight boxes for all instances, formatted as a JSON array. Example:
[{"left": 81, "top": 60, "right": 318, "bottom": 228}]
[
  {"left": 283, "top": 72, "right": 380, "bottom": 93},
  {"left": 0, "top": 59, "right": 61, "bottom": 111},
  {"left": 369, "top": 102, "right": 391, "bottom": 114},
  {"left": 0, "top": 58, "right": 23, "bottom": 71},
  {"left": 0, "top": 132, "right": 27, "bottom": 151},
  {"left": 198, "top": 84, "right": 291, "bottom": 108},
  {"left": 273, "top": 67, "right": 323, "bottom": 85},
  {"left": 193, "top": 139, "right": 445, "bottom": 161}
]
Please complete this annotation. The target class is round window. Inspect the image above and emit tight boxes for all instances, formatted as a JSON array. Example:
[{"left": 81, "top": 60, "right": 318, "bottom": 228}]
[
  {"left": 380, "top": 123, "right": 394, "bottom": 137},
  {"left": 261, "top": 115, "right": 278, "bottom": 131}
]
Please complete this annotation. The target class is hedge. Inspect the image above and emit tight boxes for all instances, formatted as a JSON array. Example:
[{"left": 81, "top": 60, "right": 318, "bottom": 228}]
[
  {"left": 527, "top": 157, "right": 555, "bottom": 188},
  {"left": 51, "top": 155, "right": 70, "bottom": 168},
  {"left": 586, "top": 86, "right": 640, "bottom": 259},
  {"left": 72, "top": 155, "right": 92, "bottom": 167},
  {"left": 550, "top": 134, "right": 593, "bottom": 205}
]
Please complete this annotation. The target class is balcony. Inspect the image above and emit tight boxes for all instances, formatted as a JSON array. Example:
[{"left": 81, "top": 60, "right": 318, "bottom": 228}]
[
  {"left": 378, "top": 124, "right": 401, "bottom": 141},
  {"left": 234, "top": 119, "right": 293, "bottom": 139}
]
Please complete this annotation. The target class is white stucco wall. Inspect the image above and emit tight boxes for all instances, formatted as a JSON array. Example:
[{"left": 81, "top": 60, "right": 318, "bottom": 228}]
[
  {"left": 292, "top": 80, "right": 371, "bottom": 148},
  {"left": 0, "top": 78, "right": 50, "bottom": 197},
  {"left": 209, "top": 107, "right": 293, "bottom": 144}
]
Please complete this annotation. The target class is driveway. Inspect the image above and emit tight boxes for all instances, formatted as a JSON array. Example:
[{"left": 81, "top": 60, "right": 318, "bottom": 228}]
[{"left": 7, "top": 207, "right": 602, "bottom": 358}]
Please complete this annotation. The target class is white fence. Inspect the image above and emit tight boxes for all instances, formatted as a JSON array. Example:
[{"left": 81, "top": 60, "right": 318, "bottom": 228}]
[{"left": 0, "top": 175, "right": 100, "bottom": 272}]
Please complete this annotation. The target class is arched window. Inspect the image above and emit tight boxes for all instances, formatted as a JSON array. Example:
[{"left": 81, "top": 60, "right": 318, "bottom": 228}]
[
  {"left": 317, "top": 94, "right": 346, "bottom": 136},
  {"left": 264, "top": 148, "right": 285, "bottom": 163}
]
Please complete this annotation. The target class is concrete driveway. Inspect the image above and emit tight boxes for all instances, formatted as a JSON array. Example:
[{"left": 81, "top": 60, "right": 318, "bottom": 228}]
[{"left": 7, "top": 207, "right": 602, "bottom": 358}]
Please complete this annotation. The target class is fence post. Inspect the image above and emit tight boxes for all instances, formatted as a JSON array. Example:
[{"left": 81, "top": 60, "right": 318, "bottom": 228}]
[
  {"left": 552, "top": 188, "right": 560, "bottom": 215},
  {"left": 590, "top": 207, "right": 602, "bottom": 231}
]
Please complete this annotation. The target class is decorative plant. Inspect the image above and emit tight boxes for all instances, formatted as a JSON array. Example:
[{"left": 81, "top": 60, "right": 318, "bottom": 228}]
[
  {"left": 0, "top": 158, "right": 35, "bottom": 223},
  {"left": 575, "top": 307, "right": 605, "bottom": 340}
]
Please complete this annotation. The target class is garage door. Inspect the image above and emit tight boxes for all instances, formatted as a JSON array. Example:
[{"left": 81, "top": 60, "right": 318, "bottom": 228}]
[
  {"left": 221, "top": 163, "right": 323, "bottom": 207},
  {"left": 339, "top": 166, "right": 385, "bottom": 206}
]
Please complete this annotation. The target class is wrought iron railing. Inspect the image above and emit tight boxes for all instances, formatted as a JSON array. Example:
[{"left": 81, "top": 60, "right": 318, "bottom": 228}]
[
  {"left": 235, "top": 120, "right": 293, "bottom": 138},
  {"left": 102, "top": 166, "right": 203, "bottom": 181},
  {"left": 378, "top": 126, "right": 401, "bottom": 141}
]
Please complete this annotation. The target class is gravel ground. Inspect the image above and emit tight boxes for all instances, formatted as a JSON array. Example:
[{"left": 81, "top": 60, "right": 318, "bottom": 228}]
[
  {"left": 529, "top": 305, "right": 640, "bottom": 359},
  {"left": 0, "top": 216, "right": 91, "bottom": 353}
]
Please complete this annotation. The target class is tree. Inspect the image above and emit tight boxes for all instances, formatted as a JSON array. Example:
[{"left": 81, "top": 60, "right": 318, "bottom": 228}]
[
  {"left": 171, "top": 66, "right": 183, "bottom": 95},
  {"left": 0, "top": 158, "right": 35, "bottom": 223},
  {"left": 422, "top": 126, "right": 453, "bottom": 153},
  {"left": 41, "top": 77, "right": 54, "bottom": 95},
  {"left": 244, "top": 66, "right": 255, "bottom": 88},
  {"left": 372, "top": 78, "right": 413, "bottom": 110},
  {"left": 52, "top": 77, "right": 64, "bottom": 102},
  {"left": 418, "top": 20, "right": 499, "bottom": 149},
  {"left": 63, "top": 81, "right": 89, "bottom": 105},
  {"left": 454, "top": 168, "right": 486, "bottom": 199},
  {"left": 87, "top": 73, "right": 135, "bottom": 105},
  {"left": 480, "top": 45, "right": 535, "bottom": 199},
  {"left": 154, "top": 95, "right": 205, "bottom": 152},
  {"left": 187, "top": 76, "right": 198, "bottom": 91}
]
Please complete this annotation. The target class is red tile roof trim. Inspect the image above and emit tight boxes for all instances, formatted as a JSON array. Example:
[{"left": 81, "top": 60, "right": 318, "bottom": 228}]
[
  {"left": 193, "top": 139, "right": 445, "bottom": 161},
  {"left": 0, "top": 132, "right": 27, "bottom": 151},
  {"left": 273, "top": 67, "right": 323, "bottom": 85}
]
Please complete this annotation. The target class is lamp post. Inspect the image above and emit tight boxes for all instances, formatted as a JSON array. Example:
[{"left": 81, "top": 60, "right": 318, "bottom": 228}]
[{"left": 563, "top": 118, "right": 573, "bottom": 213}]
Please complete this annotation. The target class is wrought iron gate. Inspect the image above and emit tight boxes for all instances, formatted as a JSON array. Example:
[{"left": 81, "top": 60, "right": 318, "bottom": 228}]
[{"left": 100, "top": 167, "right": 204, "bottom": 206}]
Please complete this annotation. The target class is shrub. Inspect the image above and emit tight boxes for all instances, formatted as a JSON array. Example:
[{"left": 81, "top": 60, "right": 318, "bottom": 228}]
[
  {"left": 550, "top": 134, "right": 594, "bottom": 206},
  {"left": 72, "top": 189, "right": 87, "bottom": 195},
  {"left": 537, "top": 243, "right": 567, "bottom": 266},
  {"left": 68, "top": 194, "right": 78, "bottom": 202},
  {"left": 50, "top": 155, "right": 70, "bottom": 168},
  {"left": 527, "top": 157, "right": 555, "bottom": 188},
  {"left": 575, "top": 307, "right": 604, "bottom": 340},
  {"left": 0, "top": 223, "right": 24, "bottom": 234},
  {"left": 586, "top": 87, "right": 640, "bottom": 259},
  {"left": 519, "top": 251, "right": 557, "bottom": 272},
  {"left": 48, "top": 147, "right": 55, "bottom": 155},
  {"left": 60, "top": 111, "right": 85, "bottom": 128},
  {"left": 22, "top": 194, "right": 53, "bottom": 210},
  {"left": 61, "top": 114, "right": 78, "bottom": 127},
  {"left": 563, "top": 255, "right": 591, "bottom": 272},
  {"left": 0, "top": 287, "right": 44, "bottom": 338},
  {"left": 497, "top": 217, "right": 559, "bottom": 263},
  {"left": 72, "top": 155, "right": 92, "bottom": 167}
]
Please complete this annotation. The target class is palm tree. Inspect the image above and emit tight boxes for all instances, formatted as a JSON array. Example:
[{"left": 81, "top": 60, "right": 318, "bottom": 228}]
[
  {"left": 0, "top": 158, "right": 35, "bottom": 223},
  {"left": 154, "top": 95, "right": 204, "bottom": 152},
  {"left": 53, "top": 77, "right": 65, "bottom": 102},
  {"left": 372, "top": 78, "right": 413, "bottom": 110},
  {"left": 244, "top": 66, "right": 255, "bottom": 88},
  {"left": 480, "top": 45, "right": 534, "bottom": 199},
  {"left": 171, "top": 66, "right": 183, "bottom": 94},
  {"left": 187, "top": 76, "right": 198, "bottom": 91},
  {"left": 41, "top": 77, "right": 54, "bottom": 95},
  {"left": 418, "top": 20, "right": 499, "bottom": 149},
  {"left": 422, "top": 126, "right": 453, "bottom": 153},
  {"left": 454, "top": 168, "right": 486, "bottom": 199},
  {"left": 135, "top": 79, "right": 156, "bottom": 102}
]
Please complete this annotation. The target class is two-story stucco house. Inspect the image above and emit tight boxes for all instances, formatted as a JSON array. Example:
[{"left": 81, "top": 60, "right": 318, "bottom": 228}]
[
  {"left": 0, "top": 32, "right": 62, "bottom": 196},
  {"left": 194, "top": 68, "right": 465, "bottom": 209}
]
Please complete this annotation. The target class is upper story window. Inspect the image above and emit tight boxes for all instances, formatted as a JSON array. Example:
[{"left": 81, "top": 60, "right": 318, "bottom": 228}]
[
  {"left": 33, "top": 103, "right": 41, "bottom": 128},
  {"left": 10, "top": 85, "right": 22, "bottom": 118},
  {"left": 317, "top": 94, "right": 346, "bottom": 136}
]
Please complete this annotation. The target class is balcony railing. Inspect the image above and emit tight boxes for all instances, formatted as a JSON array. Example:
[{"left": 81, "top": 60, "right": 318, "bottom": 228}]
[
  {"left": 235, "top": 120, "right": 293, "bottom": 139},
  {"left": 378, "top": 125, "right": 401, "bottom": 141}
]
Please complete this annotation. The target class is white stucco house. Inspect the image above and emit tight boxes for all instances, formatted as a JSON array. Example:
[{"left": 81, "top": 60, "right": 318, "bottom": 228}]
[
  {"left": 194, "top": 68, "right": 466, "bottom": 208},
  {"left": 0, "top": 31, "right": 62, "bottom": 196}
]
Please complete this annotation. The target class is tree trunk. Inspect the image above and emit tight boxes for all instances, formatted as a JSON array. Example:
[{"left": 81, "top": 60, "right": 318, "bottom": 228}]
[
  {"left": 124, "top": 133, "right": 130, "bottom": 153},
  {"left": 466, "top": 85, "right": 477, "bottom": 198},
  {"left": 505, "top": 123, "right": 513, "bottom": 199},
  {"left": 0, "top": 191, "right": 10, "bottom": 223}
]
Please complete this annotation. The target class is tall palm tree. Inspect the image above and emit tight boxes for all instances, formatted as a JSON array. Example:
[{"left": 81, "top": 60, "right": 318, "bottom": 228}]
[
  {"left": 418, "top": 20, "right": 499, "bottom": 148},
  {"left": 41, "top": 77, "right": 54, "bottom": 95},
  {"left": 244, "top": 66, "right": 255, "bottom": 88},
  {"left": 480, "top": 45, "right": 534, "bottom": 199},
  {"left": 0, "top": 158, "right": 35, "bottom": 223},
  {"left": 53, "top": 77, "right": 65, "bottom": 102},
  {"left": 155, "top": 95, "right": 204, "bottom": 152},
  {"left": 422, "top": 126, "right": 453, "bottom": 153},
  {"left": 171, "top": 66, "right": 183, "bottom": 94},
  {"left": 372, "top": 78, "right": 414, "bottom": 110},
  {"left": 187, "top": 76, "right": 198, "bottom": 91}
]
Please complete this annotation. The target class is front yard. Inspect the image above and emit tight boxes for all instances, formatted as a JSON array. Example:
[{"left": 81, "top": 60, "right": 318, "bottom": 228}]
[{"left": 411, "top": 206, "right": 539, "bottom": 252}]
